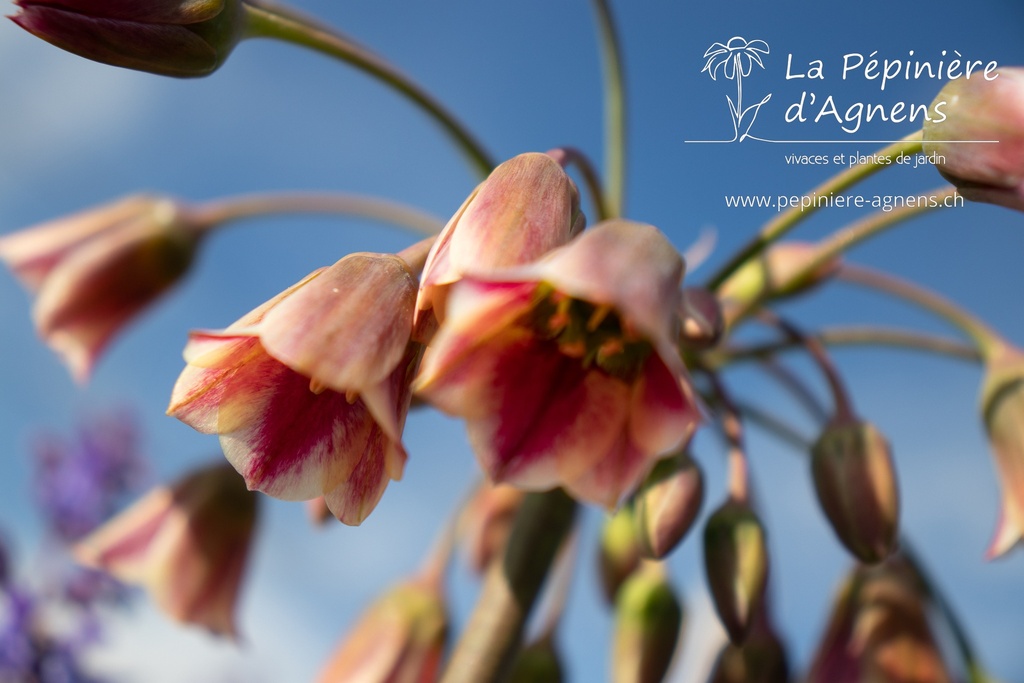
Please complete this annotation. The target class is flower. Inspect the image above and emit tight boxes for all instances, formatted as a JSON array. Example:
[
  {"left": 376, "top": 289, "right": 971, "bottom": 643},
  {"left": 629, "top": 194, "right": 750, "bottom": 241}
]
[
  {"left": 73, "top": 463, "right": 258, "bottom": 637},
  {"left": 702, "top": 37, "right": 769, "bottom": 81},
  {"left": 9, "top": 0, "right": 248, "bottom": 78},
  {"left": 316, "top": 577, "right": 447, "bottom": 683},
  {"left": 415, "top": 152, "right": 582, "bottom": 333},
  {"left": 414, "top": 220, "right": 701, "bottom": 508},
  {"left": 810, "top": 419, "right": 900, "bottom": 564},
  {"left": 0, "top": 194, "right": 202, "bottom": 382},
  {"left": 924, "top": 68, "right": 1024, "bottom": 211},
  {"left": 806, "top": 558, "right": 953, "bottom": 683},
  {"left": 978, "top": 346, "right": 1024, "bottom": 558},
  {"left": 167, "top": 251, "right": 421, "bottom": 525}
]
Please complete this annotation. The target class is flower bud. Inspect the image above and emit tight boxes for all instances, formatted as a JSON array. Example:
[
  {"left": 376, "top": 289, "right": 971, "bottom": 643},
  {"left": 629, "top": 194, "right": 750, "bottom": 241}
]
[
  {"left": 507, "top": 635, "right": 565, "bottom": 683},
  {"left": 703, "top": 500, "right": 768, "bottom": 644},
  {"left": 706, "top": 614, "right": 789, "bottom": 683},
  {"left": 10, "top": 0, "right": 248, "bottom": 78},
  {"left": 680, "top": 288, "right": 724, "bottom": 349},
  {"left": 73, "top": 463, "right": 258, "bottom": 637},
  {"left": 317, "top": 577, "right": 448, "bottom": 683},
  {"left": 811, "top": 420, "right": 900, "bottom": 564},
  {"left": 633, "top": 451, "right": 704, "bottom": 560},
  {"left": 718, "top": 242, "right": 840, "bottom": 308},
  {"left": 611, "top": 563, "right": 683, "bottom": 683},
  {"left": 978, "top": 347, "right": 1024, "bottom": 558},
  {"left": 924, "top": 68, "right": 1024, "bottom": 211},
  {"left": 598, "top": 506, "right": 643, "bottom": 604},
  {"left": 0, "top": 194, "right": 202, "bottom": 381}
]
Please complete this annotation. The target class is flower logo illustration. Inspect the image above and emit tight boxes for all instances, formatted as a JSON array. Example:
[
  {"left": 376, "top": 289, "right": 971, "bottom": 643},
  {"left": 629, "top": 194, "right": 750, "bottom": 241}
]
[{"left": 702, "top": 37, "right": 772, "bottom": 142}]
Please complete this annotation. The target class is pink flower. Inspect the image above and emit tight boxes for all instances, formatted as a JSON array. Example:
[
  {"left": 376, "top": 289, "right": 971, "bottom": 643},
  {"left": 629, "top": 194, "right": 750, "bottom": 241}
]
[
  {"left": 416, "top": 152, "right": 582, "bottom": 333},
  {"left": 0, "top": 194, "right": 201, "bottom": 382},
  {"left": 73, "top": 463, "right": 258, "bottom": 637},
  {"left": 168, "top": 251, "right": 421, "bottom": 525},
  {"left": 414, "top": 220, "right": 700, "bottom": 508}
]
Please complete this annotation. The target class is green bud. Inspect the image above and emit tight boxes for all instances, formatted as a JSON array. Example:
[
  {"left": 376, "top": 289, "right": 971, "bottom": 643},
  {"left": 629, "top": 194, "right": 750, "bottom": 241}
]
[
  {"left": 703, "top": 500, "right": 769, "bottom": 644},
  {"left": 507, "top": 636, "right": 565, "bottom": 683},
  {"left": 598, "top": 506, "right": 643, "bottom": 604},
  {"left": 611, "top": 563, "right": 684, "bottom": 683}
]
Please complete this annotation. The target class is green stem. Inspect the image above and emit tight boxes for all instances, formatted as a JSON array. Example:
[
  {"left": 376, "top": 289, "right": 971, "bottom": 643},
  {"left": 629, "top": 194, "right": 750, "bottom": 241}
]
[
  {"left": 188, "top": 191, "right": 445, "bottom": 236},
  {"left": 838, "top": 263, "right": 1004, "bottom": 360},
  {"left": 731, "top": 399, "right": 812, "bottom": 451},
  {"left": 589, "top": 0, "right": 626, "bottom": 218},
  {"left": 756, "top": 355, "right": 830, "bottom": 426},
  {"left": 546, "top": 147, "right": 611, "bottom": 222},
  {"left": 242, "top": 1, "right": 494, "bottom": 179},
  {"left": 711, "top": 326, "right": 982, "bottom": 365},
  {"left": 441, "top": 489, "right": 577, "bottom": 683},
  {"left": 705, "top": 131, "right": 924, "bottom": 290},
  {"left": 725, "top": 185, "right": 959, "bottom": 328}
]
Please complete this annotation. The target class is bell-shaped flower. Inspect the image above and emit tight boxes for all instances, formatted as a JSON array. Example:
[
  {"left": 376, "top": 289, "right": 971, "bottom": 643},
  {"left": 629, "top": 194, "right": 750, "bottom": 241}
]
[
  {"left": 73, "top": 462, "right": 258, "bottom": 637},
  {"left": 316, "top": 576, "right": 448, "bottom": 683},
  {"left": 924, "top": 68, "right": 1024, "bottom": 211},
  {"left": 811, "top": 419, "right": 900, "bottom": 564},
  {"left": 10, "top": 0, "right": 248, "bottom": 78},
  {"left": 0, "top": 194, "right": 202, "bottom": 382},
  {"left": 167, "top": 251, "right": 421, "bottom": 525},
  {"left": 979, "top": 346, "right": 1024, "bottom": 558},
  {"left": 806, "top": 558, "right": 953, "bottom": 683},
  {"left": 415, "top": 152, "right": 582, "bottom": 333},
  {"left": 415, "top": 220, "right": 701, "bottom": 508}
]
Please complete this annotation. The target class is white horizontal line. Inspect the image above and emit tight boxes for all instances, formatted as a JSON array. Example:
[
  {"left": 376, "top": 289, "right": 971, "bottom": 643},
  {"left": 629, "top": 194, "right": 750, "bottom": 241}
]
[{"left": 684, "top": 139, "right": 999, "bottom": 144}]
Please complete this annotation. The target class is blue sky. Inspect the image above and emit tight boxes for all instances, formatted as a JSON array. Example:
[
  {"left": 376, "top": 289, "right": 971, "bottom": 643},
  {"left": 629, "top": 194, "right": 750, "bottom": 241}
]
[{"left": 2, "top": 0, "right": 1024, "bottom": 680}]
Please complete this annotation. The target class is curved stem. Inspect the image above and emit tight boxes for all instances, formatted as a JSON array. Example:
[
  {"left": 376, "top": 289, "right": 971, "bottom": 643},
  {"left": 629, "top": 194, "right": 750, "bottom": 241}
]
[
  {"left": 711, "top": 326, "right": 982, "bottom": 365},
  {"left": 724, "top": 185, "right": 960, "bottom": 328},
  {"left": 756, "top": 357, "right": 830, "bottom": 426},
  {"left": 546, "top": 147, "right": 611, "bottom": 222},
  {"left": 838, "top": 263, "right": 1004, "bottom": 360},
  {"left": 188, "top": 191, "right": 445, "bottom": 237},
  {"left": 589, "top": 0, "right": 626, "bottom": 218},
  {"left": 242, "top": 1, "right": 494, "bottom": 179},
  {"left": 706, "top": 131, "right": 924, "bottom": 290},
  {"left": 705, "top": 371, "right": 750, "bottom": 502},
  {"left": 732, "top": 400, "right": 813, "bottom": 451},
  {"left": 441, "top": 489, "right": 576, "bottom": 683}
]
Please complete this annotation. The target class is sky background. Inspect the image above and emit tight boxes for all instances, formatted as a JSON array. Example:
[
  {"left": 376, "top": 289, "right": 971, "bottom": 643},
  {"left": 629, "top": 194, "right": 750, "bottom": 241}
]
[{"left": 2, "top": 0, "right": 1024, "bottom": 681}]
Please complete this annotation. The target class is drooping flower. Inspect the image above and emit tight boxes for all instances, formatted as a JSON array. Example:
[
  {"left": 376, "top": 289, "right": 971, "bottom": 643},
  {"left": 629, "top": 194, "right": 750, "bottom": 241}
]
[
  {"left": 167, "top": 251, "right": 421, "bottom": 525},
  {"left": 415, "top": 152, "right": 582, "bottom": 333},
  {"left": 702, "top": 37, "right": 769, "bottom": 81},
  {"left": 9, "top": 0, "right": 249, "bottom": 78},
  {"left": 316, "top": 576, "right": 448, "bottom": 683},
  {"left": 924, "top": 68, "right": 1024, "bottom": 211},
  {"left": 978, "top": 346, "right": 1024, "bottom": 558},
  {"left": 0, "top": 194, "right": 202, "bottom": 382},
  {"left": 806, "top": 558, "right": 953, "bottom": 683},
  {"left": 73, "top": 463, "right": 258, "bottom": 638},
  {"left": 415, "top": 220, "right": 701, "bottom": 508}
]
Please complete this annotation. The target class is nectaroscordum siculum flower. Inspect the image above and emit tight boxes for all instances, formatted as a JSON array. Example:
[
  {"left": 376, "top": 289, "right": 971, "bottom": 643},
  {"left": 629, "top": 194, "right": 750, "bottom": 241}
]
[
  {"left": 414, "top": 220, "right": 701, "bottom": 508},
  {"left": 168, "top": 243, "right": 429, "bottom": 525}
]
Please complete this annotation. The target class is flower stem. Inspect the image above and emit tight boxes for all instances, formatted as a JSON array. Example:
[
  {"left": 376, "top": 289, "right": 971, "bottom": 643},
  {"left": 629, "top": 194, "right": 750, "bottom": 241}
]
[
  {"left": 838, "top": 263, "right": 1004, "bottom": 360},
  {"left": 711, "top": 325, "right": 982, "bottom": 365},
  {"left": 242, "top": 1, "right": 494, "bottom": 179},
  {"left": 705, "top": 131, "right": 924, "bottom": 290},
  {"left": 188, "top": 191, "right": 445, "bottom": 236},
  {"left": 589, "top": 0, "right": 626, "bottom": 218},
  {"left": 441, "top": 489, "right": 576, "bottom": 683}
]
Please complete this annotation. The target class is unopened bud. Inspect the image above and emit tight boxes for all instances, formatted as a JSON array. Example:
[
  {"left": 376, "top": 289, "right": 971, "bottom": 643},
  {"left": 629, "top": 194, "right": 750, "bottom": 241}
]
[
  {"left": 611, "top": 563, "right": 683, "bottom": 683},
  {"left": 680, "top": 288, "right": 724, "bottom": 349},
  {"left": 507, "top": 635, "right": 565, "bottom": 683},
  {"left": 634, "top": 451, "right": 704, "bottom": 559},
  {"left": 703, "top": 500, "right": 769, "bottom": 644},
  {"left": 598, "top": 506, "right": 643, "bottom": 604},
  {"left": 718, "top": 242, "right": 840, "bottom": 307},
  {"left": 811, "top": 420, "right": 900, "bottom": 563},
  {"left": 706, "top": 613, "right": 789, "bottom": 683}
]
